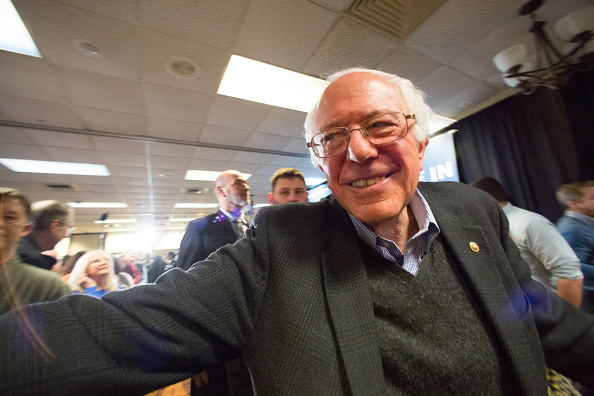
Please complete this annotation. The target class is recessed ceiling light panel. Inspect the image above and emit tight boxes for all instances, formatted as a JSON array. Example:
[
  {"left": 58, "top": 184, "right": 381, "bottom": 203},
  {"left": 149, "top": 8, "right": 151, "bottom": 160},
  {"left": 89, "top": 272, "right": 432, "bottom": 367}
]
[
  {"left": 0, "top": 158, "right": 110, "bottom": 176},
  {"left": 0, "top": 0, "right": 41, "bottom": 57},
  {"left": 218, "top": 55, "right": 329, "bottom": 112}
]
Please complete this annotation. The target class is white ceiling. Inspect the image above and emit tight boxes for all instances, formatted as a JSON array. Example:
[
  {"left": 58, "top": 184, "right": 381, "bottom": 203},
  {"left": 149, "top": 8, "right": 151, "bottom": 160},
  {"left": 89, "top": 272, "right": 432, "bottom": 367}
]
[{"left": 1, "top": 0, "right": 592, "bottom": 233}]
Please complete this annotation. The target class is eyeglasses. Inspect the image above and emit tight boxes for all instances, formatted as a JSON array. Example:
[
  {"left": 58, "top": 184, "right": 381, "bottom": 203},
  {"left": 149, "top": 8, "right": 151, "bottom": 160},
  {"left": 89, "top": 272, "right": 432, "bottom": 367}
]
[{"left": 306, "top": 112, "right": 415, "bottom": 158}]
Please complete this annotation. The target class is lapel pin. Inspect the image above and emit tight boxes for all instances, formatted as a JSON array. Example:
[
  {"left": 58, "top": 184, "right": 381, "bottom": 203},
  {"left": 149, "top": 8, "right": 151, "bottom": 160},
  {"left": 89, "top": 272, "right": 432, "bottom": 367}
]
[{"left": 469, "top": 242, "right": 480, "bottom": 252}]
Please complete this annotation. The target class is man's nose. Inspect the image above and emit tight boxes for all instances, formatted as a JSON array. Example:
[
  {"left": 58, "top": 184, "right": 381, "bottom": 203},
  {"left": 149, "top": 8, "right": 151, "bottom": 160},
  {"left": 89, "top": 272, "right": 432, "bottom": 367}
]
[{"left": 347, "top": 129, "right": 378, "bottom": 163}]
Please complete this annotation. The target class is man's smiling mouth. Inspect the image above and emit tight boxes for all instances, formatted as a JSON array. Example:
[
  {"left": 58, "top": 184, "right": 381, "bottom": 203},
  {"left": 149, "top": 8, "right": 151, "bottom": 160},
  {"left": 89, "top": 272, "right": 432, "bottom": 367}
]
[{"left": 351, "top": 175, "right": 386, "bottom": 188}]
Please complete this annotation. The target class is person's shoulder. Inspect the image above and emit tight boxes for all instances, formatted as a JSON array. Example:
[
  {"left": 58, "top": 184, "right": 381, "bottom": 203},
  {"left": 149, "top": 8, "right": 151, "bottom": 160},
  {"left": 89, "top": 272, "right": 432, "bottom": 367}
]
[
  {"left": 16, "top": 260, "right": 70, "bottom": 290},
  {"left": 253, "top": 198, "right": 332, "bottom": 226},
  {"left": 418, "top": 181, "right": 494, "bottom": 204}
]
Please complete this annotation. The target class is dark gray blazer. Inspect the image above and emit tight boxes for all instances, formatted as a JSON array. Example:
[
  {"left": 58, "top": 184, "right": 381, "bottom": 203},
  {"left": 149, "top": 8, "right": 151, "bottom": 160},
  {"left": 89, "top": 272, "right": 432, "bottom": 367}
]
[{"left": 1, "top": 182, "right": 593, "bottom": 395}]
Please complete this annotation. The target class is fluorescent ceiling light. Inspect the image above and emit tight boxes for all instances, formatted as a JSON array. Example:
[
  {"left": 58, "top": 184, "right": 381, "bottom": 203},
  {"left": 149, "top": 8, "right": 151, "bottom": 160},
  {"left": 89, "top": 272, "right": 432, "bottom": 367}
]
[
  {"left": 94, "top": 219, "right": 136, "bottom": 224},
  {"left": 253, "top": 204, "right": 271, "bottom": 209},
  {"left": 174, "top": 203, "right": 219, "bottom": 209},
  {"left": 68, "top": 202, "right": 128, "bottom": 208},
  {"left": 0, "top": 158, "right": 110, "bottom": 176},
  {"left": 218, "top": 55, "right": 329, "bottom": 113},
  {"left": 304, "top": 177, "right": 327, "bottom": 187},
  {"left": 184, "top": 170, "right": 251, "bottom": 181},
  {"left": 0, "top": 0, "right": 41, "bottom": 57}
]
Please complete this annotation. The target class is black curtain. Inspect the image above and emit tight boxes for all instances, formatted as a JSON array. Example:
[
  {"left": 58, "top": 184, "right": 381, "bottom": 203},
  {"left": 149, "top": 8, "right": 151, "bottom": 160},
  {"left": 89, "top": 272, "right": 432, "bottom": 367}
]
[{"left": 452, "top": 70, "right": 593, "bottom": 222}]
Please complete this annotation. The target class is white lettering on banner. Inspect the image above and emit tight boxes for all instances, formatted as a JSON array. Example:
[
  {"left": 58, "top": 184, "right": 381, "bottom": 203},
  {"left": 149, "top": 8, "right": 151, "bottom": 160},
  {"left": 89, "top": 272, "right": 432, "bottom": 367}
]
[{"left": 419, "top": 161, "right": 455, "bottom": 182}]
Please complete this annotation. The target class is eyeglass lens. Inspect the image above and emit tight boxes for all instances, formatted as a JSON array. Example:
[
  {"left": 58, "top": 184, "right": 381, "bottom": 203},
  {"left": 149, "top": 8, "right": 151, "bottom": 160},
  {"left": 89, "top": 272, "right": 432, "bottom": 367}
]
[{"left": 311, "top": 112, "right": 409, "bottom": 158}]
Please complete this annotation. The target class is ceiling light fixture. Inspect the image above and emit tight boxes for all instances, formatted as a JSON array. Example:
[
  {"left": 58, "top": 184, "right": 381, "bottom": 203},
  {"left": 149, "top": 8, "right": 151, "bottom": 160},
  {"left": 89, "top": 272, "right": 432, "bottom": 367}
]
[
  {"left": 218, "top": 55, "right": 329, "bottom": 112},
  {"left": 0, "top": 158, "right": 110, "bottom": 176},
  {"left": 184, "top": 170, "right": 251, "bottom": 181},
  {"left": 493, "top": 2, "right": 594, "bottom": 94},
  {"left": 0, "top": 0, "right": 41, "bottom": 57}
]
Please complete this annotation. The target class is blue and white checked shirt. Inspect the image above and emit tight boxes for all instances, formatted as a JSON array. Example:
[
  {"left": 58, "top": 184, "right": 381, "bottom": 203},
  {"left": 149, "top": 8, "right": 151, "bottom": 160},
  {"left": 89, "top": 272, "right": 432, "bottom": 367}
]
[{"left": 349, "top": 189, "right": 440, "bottom": 276}]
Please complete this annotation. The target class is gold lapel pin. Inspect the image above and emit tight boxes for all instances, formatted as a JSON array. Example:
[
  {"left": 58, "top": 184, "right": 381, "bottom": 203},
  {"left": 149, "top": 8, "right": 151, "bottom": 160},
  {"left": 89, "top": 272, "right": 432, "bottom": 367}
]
[{"left": 469, "top": 242, "right": 480, "bottom": 252}]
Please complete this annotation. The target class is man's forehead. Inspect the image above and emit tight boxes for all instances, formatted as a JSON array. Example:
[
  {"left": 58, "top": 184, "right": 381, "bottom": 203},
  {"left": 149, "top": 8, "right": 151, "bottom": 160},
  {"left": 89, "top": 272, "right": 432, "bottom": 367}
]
[
  {"left": 275, "top": 177, "right": 306, "bottom": 190},
  {"left": 1, "top": 197, "right": 26, "bottom": 214},
  {"left": 316, "top": 73, "right": 406, "bottom": 125}
]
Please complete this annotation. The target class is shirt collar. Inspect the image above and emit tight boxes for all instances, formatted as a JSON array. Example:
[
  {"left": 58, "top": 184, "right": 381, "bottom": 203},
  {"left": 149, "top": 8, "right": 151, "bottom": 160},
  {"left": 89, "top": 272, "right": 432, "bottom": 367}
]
[
  {"left": 348, "top": 189, "right": 440, "bottom": 253},
  {"left": 565, "top": 210, "right": 594, "bottom": 228}
]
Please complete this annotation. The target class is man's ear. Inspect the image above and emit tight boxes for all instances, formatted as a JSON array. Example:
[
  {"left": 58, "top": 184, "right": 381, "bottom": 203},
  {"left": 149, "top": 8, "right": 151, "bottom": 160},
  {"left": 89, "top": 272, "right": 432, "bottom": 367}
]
[
  {"left": 268, "top": 193, "right": 274, "bottom": 205},
  {"left": 216, "top": 185, "right": 225, "bottom": 198},
  {"left": 20, "top": 222, "right": 32, "bottom": 238},
  {"left": 417, "top": 139, "right": 429, "bottom": 170}
]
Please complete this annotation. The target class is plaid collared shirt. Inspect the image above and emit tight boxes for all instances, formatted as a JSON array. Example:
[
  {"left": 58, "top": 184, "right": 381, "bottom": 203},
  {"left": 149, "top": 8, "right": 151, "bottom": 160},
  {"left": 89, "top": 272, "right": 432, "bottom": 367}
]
[{"left": 349, "top": 189, "right": 440, "bottom": 276}]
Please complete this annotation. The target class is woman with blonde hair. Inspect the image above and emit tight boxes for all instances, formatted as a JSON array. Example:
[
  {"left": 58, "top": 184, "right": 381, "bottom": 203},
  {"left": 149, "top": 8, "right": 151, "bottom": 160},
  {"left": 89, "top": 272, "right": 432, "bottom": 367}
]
[{"left": 67, "top": 250, "right": 120, "bottom": 298}]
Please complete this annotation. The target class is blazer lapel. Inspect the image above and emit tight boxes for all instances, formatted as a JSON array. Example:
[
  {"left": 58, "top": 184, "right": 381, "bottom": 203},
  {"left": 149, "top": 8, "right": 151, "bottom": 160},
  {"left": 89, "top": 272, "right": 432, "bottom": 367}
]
[{"left": 321, "top": 198, "right": 384, "bottom": 395}]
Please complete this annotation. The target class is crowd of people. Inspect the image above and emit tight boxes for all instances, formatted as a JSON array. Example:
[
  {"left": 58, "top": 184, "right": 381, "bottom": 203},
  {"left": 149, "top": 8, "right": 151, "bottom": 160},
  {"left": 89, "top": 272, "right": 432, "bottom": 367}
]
[{"left": 0, "top": 68, "right": 592, "bottom": 395}]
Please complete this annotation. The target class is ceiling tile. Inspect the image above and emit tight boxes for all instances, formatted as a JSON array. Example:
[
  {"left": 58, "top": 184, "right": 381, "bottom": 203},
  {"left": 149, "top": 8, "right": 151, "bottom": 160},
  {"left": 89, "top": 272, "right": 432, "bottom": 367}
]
[
  {"left": 146, "top": 118, "right": 203, "bottom": 142},
  {"left": 0, "top": 143, "right": 50, "bottom": 160},
  {"left": 0, "top": 127, "right": 35, "bottom": 144},
  {"left": 41, "top": 147, "right": 103, "bottom": 163},
  {"left": 0, "top": 51, "right": 68, "bottom": 104},
  {"left": 206, "top": 95, "right": 271, "bottom": 130},
  {"left": 143, "top": 84, "right": 212, "bottom": 123},
  {"left": 405, "top": 0, "right": 518, "bottom": 64},
  {"left": 99, "top": 152, "right": 146, "bottom": 167},
  {"left": 150, "top": 155, "right": 190, "bottom": 170},
  {"left": 55, "top": 0, "right": 139, "bottom": 23},
  {"left": 417, "top": 66, "right": 483, "bottom": 111},
  {"left": 24, "top": 129, "right": 92, "bottom": 149},
  {"left": 243, "top": 132, "right": 290, "bottom": 151},
  {"left": 377, "top": 45, "right": 444, "bottom": 84},
  {"left": 138, "top": 28, "right": 231, "bottom": 95},
  {"left": 187, "top": 159, "right": 229, "bottom": 171},
  {"left": 232, "top": 151, "right": 273, "bottom": 164},
  {"left": 139, "top": 0, "right": 251, "bottom": 49},
  {"left": 191, "top": 147, "right": 236, "bottom": 161},
  {"left": 14, "top": 0, "right": 140, "bottom": 79},
  {"left": 198, "top": 125, "right": 251, "bottom": 146},
  {"left": 281, "top": 137, "right": 309, "bottom": 155},
  {"left": 0, "top": 95, "right": 84, "bottom": 129},
  {"left": 76, "top": 107, "right": 147, "bottom": 136},
  {"left": 265, "top": 155, "right": 302, "bottom": 167},
  {"left": 303, "top": 17, "right": 400, "bottom": 77},
  {"left": 147, "top": 142, "right": 195, "bottom": 158},
  {"left": 256, "top": 108, "right": 307, "bottom": 138},
  {"left": 60, "top": 68, "right": 144, "bottom": 114},
  {"left": 232, "top": 0, "right": 338, "bottom": 69},
  {"left": 91, "top": 136, "right": 146, "bottom": 154}
]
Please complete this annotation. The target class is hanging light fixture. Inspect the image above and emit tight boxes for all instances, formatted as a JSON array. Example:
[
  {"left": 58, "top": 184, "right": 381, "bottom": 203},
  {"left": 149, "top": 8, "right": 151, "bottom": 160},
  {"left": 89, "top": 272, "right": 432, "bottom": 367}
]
[{"left": 492, "top": 1, "right": 594, "bottom": 94}]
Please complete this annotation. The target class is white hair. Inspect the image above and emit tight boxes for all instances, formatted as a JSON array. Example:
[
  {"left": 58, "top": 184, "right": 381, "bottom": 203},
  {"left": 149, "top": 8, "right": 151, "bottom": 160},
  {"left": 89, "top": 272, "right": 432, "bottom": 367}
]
[
  {"left": 67, "top": 250, "right": 118, "bottom": 293},
  {"left": 303, "top": 67, "right": 434, "bottom": 166}
]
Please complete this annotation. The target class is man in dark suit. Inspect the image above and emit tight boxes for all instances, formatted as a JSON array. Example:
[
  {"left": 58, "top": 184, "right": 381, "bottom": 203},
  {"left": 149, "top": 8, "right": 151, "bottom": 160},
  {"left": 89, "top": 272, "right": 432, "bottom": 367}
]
[
  {"left": 177, "top": 170, "right": 250, "bottom": 272},
  {"left": 1, "top": 69, "right": 593, "bottom": 395},
  {"left": 16, "top": 200, "right": 74, "bottom": 270},
  {"left": 176, "top": 169, "right": 252, "bottom": 396}
]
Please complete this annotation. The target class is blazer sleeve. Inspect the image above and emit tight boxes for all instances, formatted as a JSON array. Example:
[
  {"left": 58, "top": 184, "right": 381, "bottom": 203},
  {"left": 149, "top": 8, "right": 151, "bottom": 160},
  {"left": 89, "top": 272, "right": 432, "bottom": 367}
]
[{"left": 0, "top": 222, "right": 270, "bottom": 396}]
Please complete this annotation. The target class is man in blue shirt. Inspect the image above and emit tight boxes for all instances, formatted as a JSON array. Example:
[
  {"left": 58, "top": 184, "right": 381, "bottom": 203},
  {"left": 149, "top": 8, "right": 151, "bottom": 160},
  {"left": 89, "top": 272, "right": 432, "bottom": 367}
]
[{"left": 557, "top": 181, "right": 594, "bottom": 314}]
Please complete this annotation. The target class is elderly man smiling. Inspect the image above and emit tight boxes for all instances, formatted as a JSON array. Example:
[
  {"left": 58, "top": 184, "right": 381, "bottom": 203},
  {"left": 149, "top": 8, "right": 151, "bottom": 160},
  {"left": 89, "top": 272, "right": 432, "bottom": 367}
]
[{"left": 1, "top": 69, "right": 593, "bottom": 396}]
